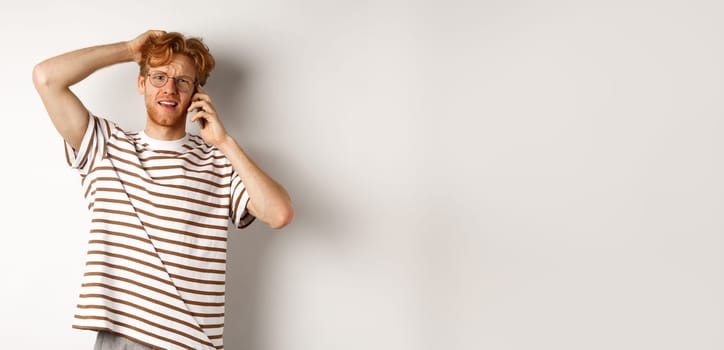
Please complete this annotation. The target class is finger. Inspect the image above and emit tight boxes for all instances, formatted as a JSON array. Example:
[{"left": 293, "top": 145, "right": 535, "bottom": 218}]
[
  {"left": 191, "top": 95, "right": 211, "bottom": 105},
  {"left": 191, "top": 109, "right": 218, "bottom": 122},
  {"left": 194, "top": 86, "right": 214, "bottom": 102},
  {"left": 147, "top": 29, "right": 166, "bottom": 38},
  {"left": 191, "top": 111, "right": 208, "bottom": 125},
  {"left": 187, "top": 100, "right": 200, "bottom": 112},
  {"left": 188, "top": 99, "right": 215, "bottom": 113},
  {"left": 191, "top": 90, "right": 212, "bottom": 103},
  {"left": 187, "top": 100, "right": 206, "bottom": 113}
]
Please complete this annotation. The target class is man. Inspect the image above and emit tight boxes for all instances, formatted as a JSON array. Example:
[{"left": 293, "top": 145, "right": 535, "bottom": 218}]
[{"left": 33, "top": 30, "right": 294, "bottom": 350}]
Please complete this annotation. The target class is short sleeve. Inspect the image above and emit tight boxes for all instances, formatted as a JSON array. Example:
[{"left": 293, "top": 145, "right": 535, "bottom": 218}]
[
  {"left": 230, "top": 169, "right": 255, "bottom": 229},
  {"left": 64, "top": 113, "right": 113, "bottom": 176}
]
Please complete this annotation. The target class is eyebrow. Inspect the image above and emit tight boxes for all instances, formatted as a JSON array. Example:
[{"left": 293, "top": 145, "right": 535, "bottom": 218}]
[{"left": 149, "top": 71, "right": 195, "bottom": 78}]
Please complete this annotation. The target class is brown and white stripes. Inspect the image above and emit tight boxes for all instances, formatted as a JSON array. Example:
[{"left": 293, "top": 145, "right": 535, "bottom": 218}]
[{"left": 66, "top": 114, "right": 254, "bottom": 350}]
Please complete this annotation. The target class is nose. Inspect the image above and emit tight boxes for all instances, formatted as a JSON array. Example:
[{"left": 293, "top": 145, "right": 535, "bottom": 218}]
[{"left": 161, "top": 78, "right": 179, "bottom": 94}]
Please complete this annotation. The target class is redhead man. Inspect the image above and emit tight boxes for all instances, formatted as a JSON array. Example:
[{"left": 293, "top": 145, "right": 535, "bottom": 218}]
[{"left": 33, "top": 30, "right": 293, "bottom": 350}]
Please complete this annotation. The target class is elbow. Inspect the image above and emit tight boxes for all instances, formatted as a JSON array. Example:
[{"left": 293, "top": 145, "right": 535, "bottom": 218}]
[
  {"left": 32, "top": 62, "right": 50, "bottom": 91},
  {"left": 248, "top": 197, "right": 294, "bottom": 229},
  {"left": 32, "top": 61, "right": 64, "bottom": 92},
  {"left": 269, "top": 205, "right": 294, "bottom": 229}
]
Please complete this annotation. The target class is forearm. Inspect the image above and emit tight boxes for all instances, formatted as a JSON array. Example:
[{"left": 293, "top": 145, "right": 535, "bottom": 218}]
[
  {"left": 34, "top": 41, "right": 133, "bottom": 90},
  {"left": 217, "top": 135, "right": 294, "bottom": 229},
  {"left": 33, "top": 39, "right": 138, "bottom": 150}
]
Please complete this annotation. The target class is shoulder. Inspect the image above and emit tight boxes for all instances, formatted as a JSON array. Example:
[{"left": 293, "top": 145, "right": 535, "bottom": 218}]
[
  {"left": 87, "top": 113, "right": 133, "bottom": 142},
  {"left": 185, "top": 134, "right": 230, "bottom": 164},
  {"left": 186, "top": 134, "right": 221, "bottom": 154}
]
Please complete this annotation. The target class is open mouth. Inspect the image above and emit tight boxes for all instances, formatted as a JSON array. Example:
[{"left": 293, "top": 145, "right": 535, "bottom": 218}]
[{"left": 158, "top": 101, "right": 178, "bottom": 108}]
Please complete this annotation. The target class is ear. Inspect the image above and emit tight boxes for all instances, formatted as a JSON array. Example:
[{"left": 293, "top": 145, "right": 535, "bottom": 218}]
[{"left": 137, "top": 74, "right": 145, "bottom": 94}]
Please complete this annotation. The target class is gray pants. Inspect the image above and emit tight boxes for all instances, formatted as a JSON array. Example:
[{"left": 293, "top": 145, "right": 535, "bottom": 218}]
[{"left": 94, "top": 331, "right": 154, "bottom": 350}]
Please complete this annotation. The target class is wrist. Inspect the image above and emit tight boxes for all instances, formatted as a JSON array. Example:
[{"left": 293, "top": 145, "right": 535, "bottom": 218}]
[
  {"left": 216, "top": 134, "right": 238, "bottom": 152},
  {"left": 123, "top": 40, "right": 140, "bottom": 63},
  {"left": 221, "top": 134, "right": 239, "bottom": 148}
]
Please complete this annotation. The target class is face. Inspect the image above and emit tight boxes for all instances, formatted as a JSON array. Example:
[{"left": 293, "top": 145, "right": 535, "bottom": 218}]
[{"left": 138, "top": 54, "right": 198, "bottom": 132}]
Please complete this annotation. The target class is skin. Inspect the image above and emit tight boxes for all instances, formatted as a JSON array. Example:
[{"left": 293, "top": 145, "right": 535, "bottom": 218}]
[
  {"left": 137, "top": 54, "right": 197, "bottom": 140},
  {"left": 33, "top": 30, "right": 294, "bottom": 229}
]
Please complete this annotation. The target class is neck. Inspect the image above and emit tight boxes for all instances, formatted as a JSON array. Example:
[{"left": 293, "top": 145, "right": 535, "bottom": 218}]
[{"left": 144, "top": 123, "right": 187, "bottom": 141}]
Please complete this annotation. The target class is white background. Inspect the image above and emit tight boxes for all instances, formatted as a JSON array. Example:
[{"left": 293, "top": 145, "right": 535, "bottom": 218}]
[{"left": 2, "top": 0, "right": 723, "bottom": 349}]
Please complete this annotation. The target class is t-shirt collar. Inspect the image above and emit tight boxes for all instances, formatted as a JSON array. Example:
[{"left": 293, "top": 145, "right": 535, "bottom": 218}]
[{"left": 139, "top": 130, "right": 189, "bottom": 151}]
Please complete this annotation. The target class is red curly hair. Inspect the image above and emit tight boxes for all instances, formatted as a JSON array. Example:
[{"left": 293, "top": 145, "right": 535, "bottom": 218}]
[{"left": 139, "top": 32, "right": 215, "bottom": 86}]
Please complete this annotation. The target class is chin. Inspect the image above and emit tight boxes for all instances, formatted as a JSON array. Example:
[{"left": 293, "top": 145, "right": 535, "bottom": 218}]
[{"left": 148, "top": 111, "right": 186, "bottom": 128}]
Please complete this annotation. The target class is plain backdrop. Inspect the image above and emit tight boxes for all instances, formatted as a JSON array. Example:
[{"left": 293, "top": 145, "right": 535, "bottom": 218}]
[{"left": 2, "top": 0, "right": 723, "bottom": 349}]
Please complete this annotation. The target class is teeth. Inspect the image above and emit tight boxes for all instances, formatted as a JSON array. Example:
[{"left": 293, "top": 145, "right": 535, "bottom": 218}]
[{"left": 159, "top": 101, "right": 177, "bottom": 106}]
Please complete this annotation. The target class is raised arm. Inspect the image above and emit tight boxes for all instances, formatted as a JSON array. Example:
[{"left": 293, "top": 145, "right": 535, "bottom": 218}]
[
  {"left": 218, "top": 136, "right": 294, "bottom": 229},
  {"left": 189, "top": 87, "right": 294, "bottom": 229},
  {"left": 32, "top": 30, "right": 164, "bottom": 149}
]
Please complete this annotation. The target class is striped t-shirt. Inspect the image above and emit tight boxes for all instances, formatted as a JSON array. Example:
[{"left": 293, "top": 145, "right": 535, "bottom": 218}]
[{"left": 65, "top": 114, "right": 254, "bottom": 350}]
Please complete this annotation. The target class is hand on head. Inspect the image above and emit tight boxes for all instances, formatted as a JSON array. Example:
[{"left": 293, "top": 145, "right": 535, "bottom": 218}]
[{"left": 127, "top": 30, "right": 166, "bottom": 63}]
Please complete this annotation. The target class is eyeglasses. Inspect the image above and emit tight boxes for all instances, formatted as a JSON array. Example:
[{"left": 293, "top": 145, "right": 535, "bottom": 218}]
[{"left": 146, "top": 72, "right": 197, "bottom": 93}]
